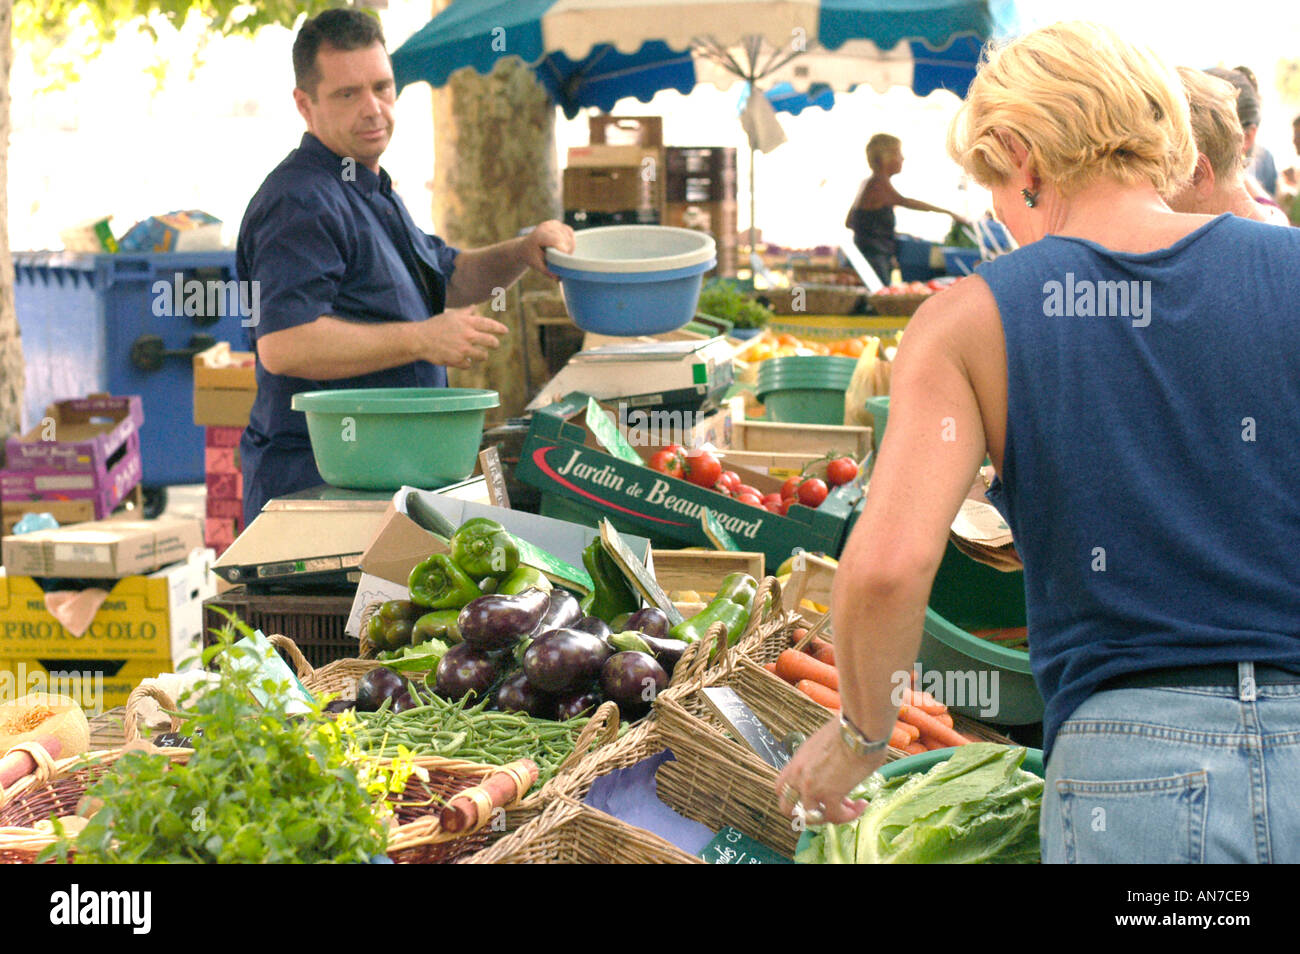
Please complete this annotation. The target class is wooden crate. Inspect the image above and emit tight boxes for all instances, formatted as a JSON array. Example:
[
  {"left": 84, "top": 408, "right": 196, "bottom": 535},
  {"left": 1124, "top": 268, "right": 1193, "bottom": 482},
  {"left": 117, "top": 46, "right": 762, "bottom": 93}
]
[
  {"left": 729, "top": 418, "right": 872, "bottom": 459},
  {"left": 651, "top": 548, "right": 765, "bottom": 603}
]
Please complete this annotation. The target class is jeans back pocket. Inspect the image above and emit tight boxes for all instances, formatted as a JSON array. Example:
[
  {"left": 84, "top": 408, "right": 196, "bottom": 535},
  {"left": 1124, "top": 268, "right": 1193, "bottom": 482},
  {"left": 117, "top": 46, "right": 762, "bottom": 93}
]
[{"left": 1056, "top": 772, "right": 1208, "bottom": 864}]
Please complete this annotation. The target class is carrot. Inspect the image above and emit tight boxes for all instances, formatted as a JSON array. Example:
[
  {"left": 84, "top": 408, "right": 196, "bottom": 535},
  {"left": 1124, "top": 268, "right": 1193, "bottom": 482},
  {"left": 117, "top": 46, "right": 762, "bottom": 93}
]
[
  {"left": 922, "top": 738, "right": 951, "bottom": 751},
  {"left": 795, "top": 679, "right": 841, "bottom": 710},
  {"left": 763, "top": 662, "right": 778, "bottom": 675},
  {"left": 897, "top": 719, "right": 919, "bottom": 743},
  {"left": 898, "top": 704, "right": 970, "bottom": 748},
  {"left": 902, "top": 687, "right": 946, "bottom": 716},
  {"left": 808, "top": 638, "right": 836, "bottom": 665},
  {"left": 904, "top": 742, "right": 928, "bottom": 755},
  {"left": 888, "top": 723, "right": 912, "bottom": 749},
  {"left": 775, "top": 649, "right": 839, "bottom": 691},
  {"left": 790, "top": 628, "right": 808, "bottom": 646},
  {"left": 935, "top": 712, "right": 954, "bottom": 728}
]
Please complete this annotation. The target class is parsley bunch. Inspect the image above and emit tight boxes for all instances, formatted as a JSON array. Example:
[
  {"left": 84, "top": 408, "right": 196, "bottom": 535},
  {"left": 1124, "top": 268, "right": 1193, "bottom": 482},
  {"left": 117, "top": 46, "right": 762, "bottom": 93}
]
[{"left": 44, "top": 618, "right": 399, "bottom": 864}]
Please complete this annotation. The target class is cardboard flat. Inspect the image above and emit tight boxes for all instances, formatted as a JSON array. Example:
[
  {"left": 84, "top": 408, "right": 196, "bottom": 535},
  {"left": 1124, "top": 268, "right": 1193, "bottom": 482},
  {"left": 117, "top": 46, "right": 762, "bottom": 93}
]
[
  {"left": 526, "top": 338, "right": 735, "bottom": 412},
  {"left": 211, "top": 508, "right": 388, "bottom": 585},
  {"left": 193, "top": 342, "right": 256, "bottom": 389},
  {"left": 2, "top": 515, "right": 204, "bottom": 578},
  {"left": 194, "top": 388, "right": 256, "bottom": 428}
]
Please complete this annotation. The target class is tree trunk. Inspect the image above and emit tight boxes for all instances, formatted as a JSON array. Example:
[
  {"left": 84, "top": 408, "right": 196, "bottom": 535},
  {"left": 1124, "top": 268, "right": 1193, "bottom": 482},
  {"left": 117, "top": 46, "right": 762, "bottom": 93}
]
[
  {"left": 429, "top": 9, "right": 559, "bottom": 423},
  {"left": 0, "top": 0, "right": 21, "bottom": 452}
]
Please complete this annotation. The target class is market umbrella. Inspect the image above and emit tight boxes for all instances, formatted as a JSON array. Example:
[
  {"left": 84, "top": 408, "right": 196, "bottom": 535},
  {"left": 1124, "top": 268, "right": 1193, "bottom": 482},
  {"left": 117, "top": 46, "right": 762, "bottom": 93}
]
[{"left": 392, "top": 0, "right": 1019, "bottom": 247}]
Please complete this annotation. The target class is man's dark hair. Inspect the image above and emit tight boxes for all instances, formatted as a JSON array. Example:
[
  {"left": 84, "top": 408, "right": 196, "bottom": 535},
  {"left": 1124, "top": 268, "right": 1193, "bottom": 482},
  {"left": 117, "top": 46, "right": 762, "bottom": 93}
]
[{"left": 294, "top": 8, "right": 386, "bottom": 97}]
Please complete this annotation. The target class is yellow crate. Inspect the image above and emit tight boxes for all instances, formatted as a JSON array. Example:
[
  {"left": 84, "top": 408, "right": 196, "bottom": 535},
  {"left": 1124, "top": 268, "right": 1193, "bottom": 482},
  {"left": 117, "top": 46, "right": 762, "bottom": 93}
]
[
  {"left": 0, "top": 655, "right": 175, "bottom": 716},
  {"left": 765, "top": 314, "right": 910, "bottom": 339}
]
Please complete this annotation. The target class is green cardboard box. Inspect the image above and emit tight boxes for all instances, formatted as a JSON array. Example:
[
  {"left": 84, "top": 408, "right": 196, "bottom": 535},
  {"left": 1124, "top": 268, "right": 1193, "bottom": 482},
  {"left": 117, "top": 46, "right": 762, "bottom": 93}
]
[{"left": 517, "top": 394, "right": 863, "bottom": 570}]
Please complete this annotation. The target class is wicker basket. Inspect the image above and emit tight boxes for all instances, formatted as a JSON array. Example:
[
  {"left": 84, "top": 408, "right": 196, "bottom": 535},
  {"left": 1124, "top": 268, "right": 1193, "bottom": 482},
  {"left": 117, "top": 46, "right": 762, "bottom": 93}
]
[
  {"left": 869, "top": 292, "right": 931, "bottom": 316},
  {"left": 546, "top": 711, "right": 803, "bottom": 858},
  {"left": 269, "top": 632, "right": 388, "bottom": 699},
  {"left": 0, "top": 687, "right": 534, "bottom": 864},
  {"left": 761, "top": 285, "right": 868, "bottom": 316},
  {"left": 463, "top": 794, "right": 700, "bottom": 864}
]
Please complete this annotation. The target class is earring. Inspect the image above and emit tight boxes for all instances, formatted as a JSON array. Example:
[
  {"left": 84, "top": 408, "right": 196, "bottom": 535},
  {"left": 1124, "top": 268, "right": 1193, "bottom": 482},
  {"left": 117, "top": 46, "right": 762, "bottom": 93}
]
[{"left": 1021, "top": 188, "right": 1038, "bottom": 208}]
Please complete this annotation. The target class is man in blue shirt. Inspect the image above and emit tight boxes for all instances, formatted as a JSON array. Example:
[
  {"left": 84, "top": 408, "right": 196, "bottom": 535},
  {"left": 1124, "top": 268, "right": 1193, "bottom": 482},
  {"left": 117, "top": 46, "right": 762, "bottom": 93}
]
[{"left": 238, "top": 9, "right": 573, "bottom": 524}]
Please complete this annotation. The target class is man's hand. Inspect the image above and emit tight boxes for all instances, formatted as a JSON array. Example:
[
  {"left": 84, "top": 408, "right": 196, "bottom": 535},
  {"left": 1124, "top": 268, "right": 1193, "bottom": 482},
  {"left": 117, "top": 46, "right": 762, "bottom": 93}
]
[
  {"left": 415, "top": 307, "right": 509, "bottom": 370},
  {"left": 518, "top": 220, "right": 576, "bottom": 280}
]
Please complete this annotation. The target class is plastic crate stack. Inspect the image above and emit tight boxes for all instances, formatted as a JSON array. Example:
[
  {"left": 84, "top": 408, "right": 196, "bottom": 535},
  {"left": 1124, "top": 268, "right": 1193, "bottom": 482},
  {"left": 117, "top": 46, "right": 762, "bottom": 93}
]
[{"left": 204, "top": 427, "right": 244, "bottom": 555}]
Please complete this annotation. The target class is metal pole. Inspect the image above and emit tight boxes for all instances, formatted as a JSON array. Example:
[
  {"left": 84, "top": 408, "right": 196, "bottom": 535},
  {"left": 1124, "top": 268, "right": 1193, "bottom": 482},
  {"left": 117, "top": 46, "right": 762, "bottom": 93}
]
[{"left": 749, "top": 141, "right": 757, "bottom": 257}]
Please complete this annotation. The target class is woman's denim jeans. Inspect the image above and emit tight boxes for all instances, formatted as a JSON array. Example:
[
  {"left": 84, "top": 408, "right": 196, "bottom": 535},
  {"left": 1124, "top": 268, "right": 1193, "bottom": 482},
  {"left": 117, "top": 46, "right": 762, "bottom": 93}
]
[{"left": 1041, "top": 663, "right": 1300, "bottom": 863}]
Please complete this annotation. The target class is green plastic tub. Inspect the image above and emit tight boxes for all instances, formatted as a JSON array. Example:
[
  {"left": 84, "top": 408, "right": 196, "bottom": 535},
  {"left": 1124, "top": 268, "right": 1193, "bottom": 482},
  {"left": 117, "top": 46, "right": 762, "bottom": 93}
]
[
  {"left": 292, "top": 387, "right": 499, "bottom": 491},
  {"left": 756, "top": 386, "right": 848, "bottom": 425},
  {"left": 865, "top": 395, "right": 890, "bottom": 451}
]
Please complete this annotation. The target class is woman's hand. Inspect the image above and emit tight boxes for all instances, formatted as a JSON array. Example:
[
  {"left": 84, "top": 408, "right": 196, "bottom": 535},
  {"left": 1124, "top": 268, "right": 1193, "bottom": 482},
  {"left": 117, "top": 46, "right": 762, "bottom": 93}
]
[{"left": 774, "top": 717, "right": 878, "bottom": 825}]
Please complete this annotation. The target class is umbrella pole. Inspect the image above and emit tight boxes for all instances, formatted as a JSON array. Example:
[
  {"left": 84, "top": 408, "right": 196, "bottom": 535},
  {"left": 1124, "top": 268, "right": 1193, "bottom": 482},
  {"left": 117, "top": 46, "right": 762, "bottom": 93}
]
[{"left": 749, "top": 140, "right": 757, "bottom": 261}]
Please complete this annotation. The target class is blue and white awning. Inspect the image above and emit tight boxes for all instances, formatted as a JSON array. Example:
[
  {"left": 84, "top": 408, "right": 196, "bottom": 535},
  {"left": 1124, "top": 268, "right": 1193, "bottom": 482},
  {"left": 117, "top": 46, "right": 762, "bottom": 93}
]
[{"left": 393, "top": 0, "right": 1020, "bottom": 116}]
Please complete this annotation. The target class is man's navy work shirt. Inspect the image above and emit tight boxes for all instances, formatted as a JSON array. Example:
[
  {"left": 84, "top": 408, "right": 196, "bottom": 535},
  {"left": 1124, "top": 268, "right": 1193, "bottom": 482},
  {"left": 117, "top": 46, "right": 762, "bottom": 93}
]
[{"left": 236, "top": 132, "right": 459, "bottom": 525}]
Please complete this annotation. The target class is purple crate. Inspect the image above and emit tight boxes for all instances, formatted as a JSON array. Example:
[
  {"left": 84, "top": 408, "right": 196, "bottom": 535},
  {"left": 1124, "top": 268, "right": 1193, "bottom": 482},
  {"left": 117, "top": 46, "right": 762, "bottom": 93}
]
[
  {"left": 4, "top": 394, "right": 144, "bottom": 473},
  {"left": 0, "top": 439, "right": 142, "bottom": 519}
]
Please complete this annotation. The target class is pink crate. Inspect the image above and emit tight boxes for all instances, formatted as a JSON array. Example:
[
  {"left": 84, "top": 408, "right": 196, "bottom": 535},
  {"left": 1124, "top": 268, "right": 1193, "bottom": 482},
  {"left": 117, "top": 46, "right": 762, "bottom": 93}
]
[
  {"left": 205, "top": 427, "right": 244, "bottom": 449},
  {"left": 205, "top": 471, "right": 243, "bottom": 500},
  {"left": 5, "top": 395, "right": 143, "bottom": 474},
  {"left": 205, "top": 497, "right": 244, "bottom": 520},
  {"left": 204, "top": 447, "right": 240, "bottom": 475},
  {"left": 0, "top": 442, "right": 143, "bottom": 520}
]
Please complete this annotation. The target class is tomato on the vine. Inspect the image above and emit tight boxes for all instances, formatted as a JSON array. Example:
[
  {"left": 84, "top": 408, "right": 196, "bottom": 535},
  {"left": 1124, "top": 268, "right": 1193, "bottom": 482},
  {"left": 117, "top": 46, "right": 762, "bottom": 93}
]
[
  {"left": 684, "top": 450, "right": 722, "bottom": 489},
  {"left": 735, "top": 484, "right": 762, "bottom": 501},
  {"left": 797, "top": 478, "right": 829, "bottom": 508},
  {"left": 736, "top": 493, "right": 764, "bottom": 508},
  {"left": 780, "top": 476, "right": 803, "bottom": 500},
  {"left": 648, "top": 447, "right": 685, "bottom": 479},
  {"left": 826, "top": 457, "right": 859, "bottom": 487},
  {"left": 718, "top": 471, "right": 741, "bottom": 494}
]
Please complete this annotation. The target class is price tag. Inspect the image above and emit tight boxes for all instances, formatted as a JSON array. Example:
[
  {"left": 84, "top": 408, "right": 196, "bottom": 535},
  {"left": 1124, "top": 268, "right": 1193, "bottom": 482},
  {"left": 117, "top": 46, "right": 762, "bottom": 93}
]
[
  {"left": 701, "top": 509, "right": 739, "bottom": 552},
  {"left": 477, "top": 446, "right": 511, "bottom": 510},
  {"left": 699, "top": 827, "right": 793, "bottom": 864},
  {"left": 597, "top": 520, "right": 683, "bottom": 625},
  {"left": 584, "top": 397, "right": 644, "bottom": 465}
]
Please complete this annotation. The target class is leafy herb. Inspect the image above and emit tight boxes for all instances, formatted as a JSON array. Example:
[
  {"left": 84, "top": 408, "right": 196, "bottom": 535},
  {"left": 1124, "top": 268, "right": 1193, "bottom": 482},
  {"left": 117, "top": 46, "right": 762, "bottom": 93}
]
[
  {"left": 698, "top": 279, "right": 773, "bottom": 329},
  {"left": 41, "top": 611, "right": 413, "bottom": 864}
]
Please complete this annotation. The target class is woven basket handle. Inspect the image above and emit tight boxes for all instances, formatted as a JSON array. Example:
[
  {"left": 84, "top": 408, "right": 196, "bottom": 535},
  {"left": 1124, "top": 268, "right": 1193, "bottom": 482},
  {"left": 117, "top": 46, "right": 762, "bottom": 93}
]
[
  {"left": 358, "top": 601, "right": 386, "bottom": 659},
  {"left": 553, "top": 700, "right": 621, "bottom": 777},
  {"left": 123, "top": 685, "right": 181, "bottom": 743},
  {"left": 793, "top": 609, "right": 833, "bottom": 652},
  {"left": 669, "top": 620, "right": 731, "bottom": 691},
  {"left": 735, "top": 575, "right": 783, "bottom": 646},
  {"left": 267, "top": 633, "right": 316, "bottom": 679}
]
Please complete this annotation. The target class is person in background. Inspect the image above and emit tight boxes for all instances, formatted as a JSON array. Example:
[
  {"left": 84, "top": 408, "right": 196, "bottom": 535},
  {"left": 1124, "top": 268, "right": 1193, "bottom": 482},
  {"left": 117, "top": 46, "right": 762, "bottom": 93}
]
[
  {"left": 237, "top": 9, "right": 574, "bottom": 525},
  {"left": 777, "top": 20, "right": 1300, "bottom": 863},
  {"left": 1203, "top": 66, "right": 1288, "bottom": 220},
  {"left": 1169, "top": 68, "right": 1291, "bottom": 226},
  {"left": 1234, "top": 65, "right": 1280, "bottom": 199},
  {"left": 845, "top": 133, "right": 967, "bottom": 285},
  {"left": 1284, "top": 114, "right": 1300, "bottom": 225}
]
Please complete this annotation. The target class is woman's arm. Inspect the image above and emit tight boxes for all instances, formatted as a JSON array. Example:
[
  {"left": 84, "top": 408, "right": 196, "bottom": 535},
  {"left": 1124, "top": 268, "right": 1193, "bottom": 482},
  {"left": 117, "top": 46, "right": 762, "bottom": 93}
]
[{"left": 774, "top": 280, "right": 992, "bottom": 822}]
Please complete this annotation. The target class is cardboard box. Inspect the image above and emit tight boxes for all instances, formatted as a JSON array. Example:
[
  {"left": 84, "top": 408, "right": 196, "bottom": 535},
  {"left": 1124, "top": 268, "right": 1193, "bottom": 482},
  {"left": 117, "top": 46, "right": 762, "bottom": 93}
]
[
  {"left": 205, "top": 426, "right": 244, "bottom": 448},
  {"left": 2, "top": 515, "right": 205, "bottom": 579},
  {"left": 515, "top": 394, "right": 864, "bottom": 569},
  {"left": 4, "top": 395, "right": 143, "bottom": 473},
  {"left": 1, "top": 485, "right": 144, "bottom": 537},
  {"left": 206, "top": 472, "right": 243, "bottom": 501},
  {"left": 0, "top": 548, "right": 215, "bottom": 667},
  {"left": 608, "top": 400, "right": 733, "bottom": 454},
  {"left": 589, "top": 115, "right": 663, "bottom": 146},
  {"left": 205, "top": 497, "right": 244, "bottom": 520},
  {"left": 563, "top": 166, "right": 660, "bottom": 214},
  {"left": 194, "top": 343, "right": 257, "bottom": 428},
  {"left": 204, "top": 446, "right": 240, "bottom": 475},
  {"left": 1, "top": 656, "right": 178, "bottom": 716},
  {"left": 567, "top": 145, "right": 664, "bottom": 170},
  {"left": 526, "top": 338, "right": 736, "bottom": 412},
  {"left": 347, "top": 488, "right": 654, "bottom": 639},
  {"left": 204, "top": 517, "right": 242, "bottom": 552}
]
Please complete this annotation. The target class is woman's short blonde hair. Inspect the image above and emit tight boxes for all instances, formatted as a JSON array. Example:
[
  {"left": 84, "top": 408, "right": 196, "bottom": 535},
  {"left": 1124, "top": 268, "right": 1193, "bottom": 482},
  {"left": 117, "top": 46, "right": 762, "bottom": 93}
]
[
  {"left": 947, "top": 21, "right": 1196, "bottom": 198},
  {"left": 866, "top": 133, "right": 901, "bottom": 171},
  {"left": 1179, "top": 67, "right": 1245, "bottom": 183}
]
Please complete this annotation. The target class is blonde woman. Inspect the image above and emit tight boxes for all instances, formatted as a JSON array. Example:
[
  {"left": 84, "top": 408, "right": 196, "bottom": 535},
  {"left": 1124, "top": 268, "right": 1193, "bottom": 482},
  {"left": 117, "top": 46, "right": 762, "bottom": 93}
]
[
  {"left": 778, "top": 21, "right": 1300, "bottom": 863},
  {"left": 846, "top": 133, "right": 968, "bottom": 284}
]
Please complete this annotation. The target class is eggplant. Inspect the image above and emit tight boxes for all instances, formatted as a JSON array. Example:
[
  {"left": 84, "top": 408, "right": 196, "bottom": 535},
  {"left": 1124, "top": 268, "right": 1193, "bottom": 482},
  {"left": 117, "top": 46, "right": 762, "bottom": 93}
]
[
  {"left": 356, "top": 667, "right": 406, "bottom": 712},
  {"left": 624, "top": 607, "right": 671, "bottom": 640},
  {"left": 523, "top": 627, "right": 613, "bottom": 694},
  {"left": 435, "top": 643, "right": 502, "bottom": 701},
  {"left": 390, "top": 690, "right": 418, "bottom": 714},
  {"left": 608, "top": 631, "right": 688, "bottom": 676},
  {"left": 323, "top": 698, "right": 357, "bottom": 714},
  {"left": 555, "top": 688, "right": 604, "bottom": 721},
  {"left": 529, "top": 589, "right": 583, "bottom": 637},
  {"left": 458, "top": 587, "right": 551, "bottom": 650},
  {"left": 495, "top": 670, "right": 558, "bottom": 719},
  {"left": 600, "top": 651, "right": 669, "bottom": 720},
  {"left": 571, "top": 615, "right": 612, "bottom": 641}
]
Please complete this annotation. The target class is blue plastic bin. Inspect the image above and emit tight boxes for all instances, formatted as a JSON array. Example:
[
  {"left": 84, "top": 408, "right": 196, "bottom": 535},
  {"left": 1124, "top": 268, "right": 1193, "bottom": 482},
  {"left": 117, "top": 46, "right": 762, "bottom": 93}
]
[
  {"left": 894, "top": 234, "right": 937, "bottom": 282},
  {"left": 13, "top": 250, "right": 244, "bottom": 488},
  {"left": 941, "top": 247, "right": 981, "bottom": 276}
]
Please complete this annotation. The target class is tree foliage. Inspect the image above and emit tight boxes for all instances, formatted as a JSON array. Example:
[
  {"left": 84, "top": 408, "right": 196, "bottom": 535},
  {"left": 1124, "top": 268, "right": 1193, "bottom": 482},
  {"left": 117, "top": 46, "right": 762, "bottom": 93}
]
[{"left": 15, "top": 1, "right": 353, "bottom": 47}]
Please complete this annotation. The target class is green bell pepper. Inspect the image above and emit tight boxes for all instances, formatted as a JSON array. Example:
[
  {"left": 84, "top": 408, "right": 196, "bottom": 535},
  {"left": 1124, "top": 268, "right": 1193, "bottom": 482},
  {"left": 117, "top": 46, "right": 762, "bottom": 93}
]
[
  {"left": 578, "top": 538, "right": 639, "bottom": 623},
  {"left": 450, "top": 518, "right": 520, "bottom": 580},
  {"left": 668, "top": 598, "right": 749, "bottom": 646},
  {"left": 367, "top": 600, "right": 424, "bottom": 651},
  {"left": 497, "top": 565, "right": 553, "bottom": 596},
  {"left": 412, "top": 609, "right": 463, "bottom": 646},
  {"left": 408, "top": 553, "right": 483, "bottom": 609},
  {"left": 715, "top": 572, "right": 758, "bottom": 610}
]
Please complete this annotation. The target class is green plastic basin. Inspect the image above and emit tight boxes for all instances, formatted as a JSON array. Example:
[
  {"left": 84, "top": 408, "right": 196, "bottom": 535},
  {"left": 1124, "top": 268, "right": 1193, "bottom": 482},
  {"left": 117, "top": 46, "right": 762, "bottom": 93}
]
[
  {"left": 292, "top": 387, "right": 499, "bottom": 491},
  {"left": 865, "top": 395, "right": 890, "bottom": 451},
  {"left": 756, "top": 386, "right": 847, "bottom": 425}
]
